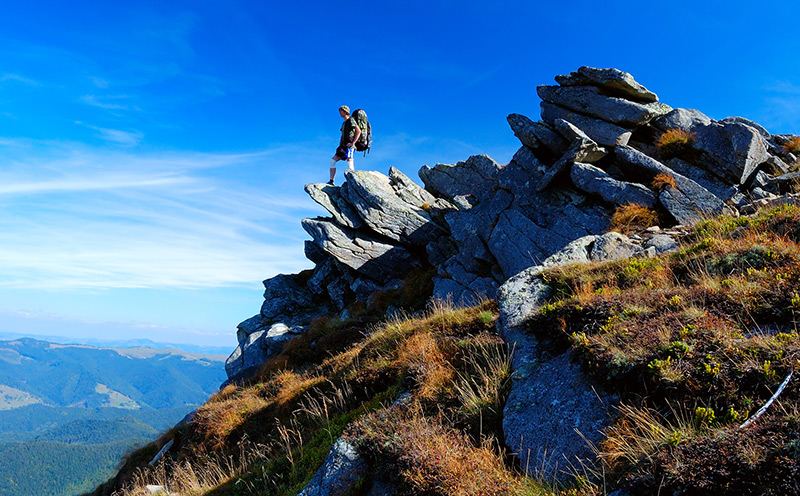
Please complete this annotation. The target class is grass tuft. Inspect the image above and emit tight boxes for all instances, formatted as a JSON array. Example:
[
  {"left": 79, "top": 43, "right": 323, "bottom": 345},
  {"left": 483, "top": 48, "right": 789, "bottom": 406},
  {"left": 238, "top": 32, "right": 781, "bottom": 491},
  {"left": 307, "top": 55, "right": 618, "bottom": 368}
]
[
  {"left": 610, "top": 203, "right": 660, "bottom": 233},
  {"left": 656, "top": 128, "right": 695, "bottom": 158}
]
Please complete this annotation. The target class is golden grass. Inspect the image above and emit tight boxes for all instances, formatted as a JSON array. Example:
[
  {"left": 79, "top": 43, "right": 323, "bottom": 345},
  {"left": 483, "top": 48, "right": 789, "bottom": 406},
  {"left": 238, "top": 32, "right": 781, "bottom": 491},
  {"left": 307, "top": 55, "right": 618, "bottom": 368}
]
[
  {"left": 656, "top": 128, "right": 695, "bottom": 158},
  {"left": 651, "top": 172, "right": 676, "bottom": 191},
  {"left": 784, "top": 135, "right": 800, "bottom": 155},
  {"left": 610, "top": 204, "right": 660, "bottom": 234}
]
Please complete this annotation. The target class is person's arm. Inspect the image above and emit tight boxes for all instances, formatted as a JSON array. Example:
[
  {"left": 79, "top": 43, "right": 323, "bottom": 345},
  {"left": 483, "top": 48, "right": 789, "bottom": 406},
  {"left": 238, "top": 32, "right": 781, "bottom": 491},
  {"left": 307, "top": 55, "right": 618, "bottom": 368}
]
[{"left": 350, "top": 125, "right": 362, "bottom": 147}]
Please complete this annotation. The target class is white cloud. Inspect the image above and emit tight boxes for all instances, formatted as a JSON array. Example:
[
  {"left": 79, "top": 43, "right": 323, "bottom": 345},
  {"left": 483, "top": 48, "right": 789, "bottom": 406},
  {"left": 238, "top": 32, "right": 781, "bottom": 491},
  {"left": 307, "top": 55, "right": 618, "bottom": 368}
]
[{"left": 0, "top": 141, "right": 319, "bottom": 290}]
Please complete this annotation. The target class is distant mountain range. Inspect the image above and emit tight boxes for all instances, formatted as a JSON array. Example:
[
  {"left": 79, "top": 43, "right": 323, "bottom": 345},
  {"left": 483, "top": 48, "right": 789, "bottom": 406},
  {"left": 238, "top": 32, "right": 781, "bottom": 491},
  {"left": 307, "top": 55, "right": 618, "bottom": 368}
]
[
  {"left": 0, "top": 337, "right": 227, "bottom": 496},
  {"left": 0, "top": 331, "right": 233, "bottom": 355}
]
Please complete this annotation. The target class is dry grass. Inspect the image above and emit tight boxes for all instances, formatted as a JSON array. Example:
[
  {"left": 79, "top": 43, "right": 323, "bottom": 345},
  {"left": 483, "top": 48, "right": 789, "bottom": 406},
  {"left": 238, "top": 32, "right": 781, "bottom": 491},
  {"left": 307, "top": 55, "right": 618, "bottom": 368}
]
[
  {"left": 784, "top": 135, "right": 800, "bottom": 155},
  {"left": 351, "top": 405, "right": 527, "bottom": 496},
  {"left": 651, "top": 172, "right": 676, "bottom": 191},
  {"left": 610, "top": 204, "right": 660, "bottom": 233},
  {"left": 656, "top": 128, "right": 695, "bottom": 158}
]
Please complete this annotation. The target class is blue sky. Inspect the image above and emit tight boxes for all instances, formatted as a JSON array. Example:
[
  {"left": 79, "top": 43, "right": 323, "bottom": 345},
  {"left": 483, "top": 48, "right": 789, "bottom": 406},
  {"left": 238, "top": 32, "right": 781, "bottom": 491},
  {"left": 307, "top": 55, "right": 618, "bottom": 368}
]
[{"left": 0, "top": 1, "right": 799, "bottom": 350}]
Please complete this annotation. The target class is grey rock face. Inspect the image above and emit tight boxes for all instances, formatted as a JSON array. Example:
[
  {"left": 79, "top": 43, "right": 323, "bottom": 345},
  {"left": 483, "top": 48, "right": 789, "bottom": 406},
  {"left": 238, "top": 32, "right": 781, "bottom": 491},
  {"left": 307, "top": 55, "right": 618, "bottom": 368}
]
[
  {"left": 538, "top": 85, "right": 671, "bottom": 126},
  {"left": 340, "top": 170, "right": 446, "bottom": 246},
  {"left": 260, "top": 274, "right": 317, "bottom": 323},
  {"left": 555, "top": 66, "right": 658, "bottom": 102},
  {"left": 614, "top": 146, "right": 733, "bottom": 221},
  {"left": 721, "top": 116, "right": 771, "bottom": 139},
  {"left": 651, "top": 108, "right": 711, "bottom": 132},
  {"left": 507, "top": 113, "right": 568, "bottom": 156},
  {"left": 667, "top": 158, "right": 738, "bottom": 201},
  {"left": 419, "top": 154, "right": 501, "bottom": 203},
  {"left": 644, "top": 234, "right": 679, "bottom": 254},
  {"left": 388, "top": 166, "right": 451, "bottom": 211},
  {"left": 302, "top": 218, "right": 419, "bottom": 283},
  {"left": 225, "top": 323, "right": 303, "bottom": 381},
  {"left": 297, "top": 438, "right": 367, "bottom": 496},
  {"left": 590, "top": 232, "right": 643, "bottom": 261},
  {"left": 553, "top": 118, "right": 591, "bottom": 142},
  {"left": 692, "top": 121, "right": 771, "bottom": 184},
  {"left": 537, "top": 138, "right": 607, "bottom": 192},
  {"left": 305, "top": 184, "right": 364, "bottom": 229},
  {"left": 571, "top": 162, "right": 658, "bottom": 207},
  {"left": 236, "top": 314, "right": 265, "bottom": 344},
  {"left": 498, "top": 237, "right": 626, "bottom": 482},
  {"left": 488, "top": 209, "right": 570, "bottom": 278},
  {"left": 541, "top": 102, "right": 632, "bottom": 148}
]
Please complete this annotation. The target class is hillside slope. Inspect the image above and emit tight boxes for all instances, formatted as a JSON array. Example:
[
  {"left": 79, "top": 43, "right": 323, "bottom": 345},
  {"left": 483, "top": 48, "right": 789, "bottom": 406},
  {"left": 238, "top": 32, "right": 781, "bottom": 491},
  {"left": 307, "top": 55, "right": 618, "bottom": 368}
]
[{"left": 91, "top": 67, "right": 800, "bottom": 496}]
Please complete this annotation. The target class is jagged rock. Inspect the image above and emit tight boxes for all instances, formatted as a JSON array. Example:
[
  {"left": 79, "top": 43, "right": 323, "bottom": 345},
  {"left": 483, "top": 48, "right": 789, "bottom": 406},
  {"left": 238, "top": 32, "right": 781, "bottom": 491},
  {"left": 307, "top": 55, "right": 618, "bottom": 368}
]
[
  {"left": 651, "top": 108, "right": 711, "bottom": 132},
  {"left": 225, "top": 323, "right": 302, "bottom": 381},
  {"left": 538, "top": 85, "right": 671, "bottom": 126},
  {"left": 302, "top": 218, "right": 419, "bottom": 283},
  {"left": 499, "top": 238, "right": 626, "bottom": 482},
  {"left": 419, "top": 155, "right": 501, "bottom": 203},
  {"left": 148, "top": 439, "right": 174, "bottom": 466},
  {"left": 388, "top": 166, "right": 452, "bottom": 212},
  {"left": 507, "top": 113, "right": 568, "bottom": 156},
  {"left": 553, "top": 118, "right": 591, "bottom": 142},
  {"left": 555, "top": 66, "right": 658, "bottom": 102},
  {"left": 615, "top": 146, "right": 733, "bottom": 221},
  {"left": 340, "top": 170, "right": 446, "bottom": 246},
  {"left": 537, "top": 138, "right": 607, "bottom": 191},
  {"left": 570, "top": 162, "right": 658, "bottom": 207},
  {"left": 488, "top": 209, "right": 570, "bottom": 278},
  {"left": 497, "top": 146, "right": 545, "bottom": 198},
  {"left": 327, "top": 277, "right": 351, "bottom": 310},
  {"left": 350, "top": 277, "right": 382, "bottom": 301},
  {"left": 722, "top": 116, "right": 771, "bottom": 139},
  {"left": 305, "top": 184, "right": 364, "bottom": 229},
  {"left": 305, "top": 240, "right": 327, "bottom": 265},
  {"left": 768, "top": 172, "right": 800, "bottom": 194},
  {"left": 236, "top": 314, "right": 265, "bottom": 344},
  {"left": 590, "top": 232, "right": 643, "bottom": 260},
  {"left": 259, "top": 274, "right": 320, "bottom": 324},
  {"left": 644, "top": 234, "right": 679, "bottom": 254},
  {"left": 667, "top": 158, "right": 738, "bottom": 201},
  {"left": 307, "top": 258, "right": 339, "bottom": 296},
  {"left": 541, "top": 102, "right": 632, "bottom": 147},
  {"left": 445, "top": 189, "right": 514, "bottom": 244},
  {"left": 692, "top": 121, "right": 771, "bottom": 185},
  {"left": 297, "top": 438, "right": 367, "bottom": 496}
]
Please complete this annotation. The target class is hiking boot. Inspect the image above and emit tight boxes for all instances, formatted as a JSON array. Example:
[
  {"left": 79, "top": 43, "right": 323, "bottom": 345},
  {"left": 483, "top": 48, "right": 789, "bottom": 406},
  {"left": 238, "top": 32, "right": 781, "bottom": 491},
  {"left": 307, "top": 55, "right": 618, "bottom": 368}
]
[{"left": 327, "top": 180, "right": 335, "bottom": 186}]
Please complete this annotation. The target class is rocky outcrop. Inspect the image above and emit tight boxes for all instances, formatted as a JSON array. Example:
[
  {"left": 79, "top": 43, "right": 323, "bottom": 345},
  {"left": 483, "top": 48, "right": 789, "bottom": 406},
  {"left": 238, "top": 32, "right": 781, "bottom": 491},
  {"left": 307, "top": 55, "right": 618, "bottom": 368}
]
[
  {"left": 224, "top": 64, "right": 800, "bottom": 485},
  {"left": 297, "top": 438, "right": 368, "bottom": 496}
]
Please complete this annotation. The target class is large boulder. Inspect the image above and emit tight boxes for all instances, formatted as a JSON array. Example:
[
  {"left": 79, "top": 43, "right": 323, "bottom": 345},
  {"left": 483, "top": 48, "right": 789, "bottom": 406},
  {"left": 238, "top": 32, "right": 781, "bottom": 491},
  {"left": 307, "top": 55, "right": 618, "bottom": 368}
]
[
  {"left": 297, "top": 438, "right": 367, "bottom": 496},
  {"left": 570, "top": 162, "right": 658, "bottom": 208},
  {"left": 554, "top": 66, "right": 658, "bottom": 102},
  {"left": 499, "top": 235, "right": 639, "bottom": 481},
  {"left": 488, "top": 209, "right": 570, "bottom": 278},
  {"left": 305, "top": 184, "right": 364, "bottom": 230},
  {"left": 692, "top": 121, "right": 771, "bottom": 185},
  {"left": 537, "top": 85, "right": 671, "bottom": 126},
  {"left": 651, "top": 108, "right": 712, "bottom": 132},
  {"left": 614, "top": 146, "right": 732, "bottom": 222},
  {"left": 507, "top": 113, "right": 568, "bottom": 156},
  {"left": 537, "top": 137, "right": 607, "bottom": 191},
  {"left": 225, "top": 323, "right": 303, "bottom": 382},
  {"left": 419, "top": 155, "right": 501, "bottom": 203},
  {"left": 540, "top": 102, "right": 632, "bottom": 148},
  {"left": 302, "top": 218, "right": 419, "bottom": 284},
  {"left": 387, "top": 166, "right": 452, "bottom": 212},
  {"left": 340, "top": 170, "right": 447, "bottom": 246}
]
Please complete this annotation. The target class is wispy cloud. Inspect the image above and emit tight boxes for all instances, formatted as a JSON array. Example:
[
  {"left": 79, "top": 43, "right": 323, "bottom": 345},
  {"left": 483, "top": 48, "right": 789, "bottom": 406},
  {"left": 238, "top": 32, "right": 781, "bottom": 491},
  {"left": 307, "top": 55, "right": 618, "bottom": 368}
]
[
  {"left": 76, "top": 122, "right": 144, "bottom": 146},
  {"left": 0, "top": 73, "right": 39, "bottom": 86},
  {"left": 761, "top": 80, "right": 800, "bottom": 133},
  {"left": 80, "top": 94, "right": 134, "bottom": 111},
  {"left": 0, "top": 140, "right": 320, "bottom": 290}
]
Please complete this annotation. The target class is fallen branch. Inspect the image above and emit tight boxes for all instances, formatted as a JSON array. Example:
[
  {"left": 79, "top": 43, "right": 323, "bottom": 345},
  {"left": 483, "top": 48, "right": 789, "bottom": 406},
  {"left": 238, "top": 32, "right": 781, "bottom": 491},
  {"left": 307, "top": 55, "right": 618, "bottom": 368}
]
[{"left": 739, "top": 371, "right": 793, "bottom": 429}]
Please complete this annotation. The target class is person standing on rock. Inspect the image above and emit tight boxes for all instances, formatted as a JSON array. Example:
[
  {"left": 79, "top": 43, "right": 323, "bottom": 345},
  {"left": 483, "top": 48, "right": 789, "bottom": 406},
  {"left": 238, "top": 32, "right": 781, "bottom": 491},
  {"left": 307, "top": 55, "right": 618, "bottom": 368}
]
[{"left": 328, "top": 105, "right": 361, "bottom": 186}]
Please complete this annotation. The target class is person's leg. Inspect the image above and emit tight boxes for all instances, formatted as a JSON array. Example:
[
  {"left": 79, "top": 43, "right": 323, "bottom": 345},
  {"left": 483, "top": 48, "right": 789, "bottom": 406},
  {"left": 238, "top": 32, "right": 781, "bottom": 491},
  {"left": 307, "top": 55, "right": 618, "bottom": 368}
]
[
  {"left": 329, "top": 156, "right": 340, "bottom": 184},
  {"left": 346, "top": 158, "right": 354, "bottom": 171}
]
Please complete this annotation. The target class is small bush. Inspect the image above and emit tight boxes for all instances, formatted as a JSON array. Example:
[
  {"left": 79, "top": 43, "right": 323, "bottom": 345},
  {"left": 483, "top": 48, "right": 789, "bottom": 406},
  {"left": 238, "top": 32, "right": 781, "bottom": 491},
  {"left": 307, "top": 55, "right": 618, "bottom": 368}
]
[
  {"left": 651, "top": 173, "right": 677, "bottom": 191},
  {"left": 656, "top": 128, "right": 695, "bottom": 158},
  {"left": 610, "top": 204, "right": 660, "bottom": 233},
  {"left": 784, "top": 136, "right": 800, "bottom": 155}
]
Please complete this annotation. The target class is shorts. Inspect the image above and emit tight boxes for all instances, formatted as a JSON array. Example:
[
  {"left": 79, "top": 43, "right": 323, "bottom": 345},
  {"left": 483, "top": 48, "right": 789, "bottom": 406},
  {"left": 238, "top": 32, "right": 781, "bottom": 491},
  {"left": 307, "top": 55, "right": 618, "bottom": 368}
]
[{"left": 335, "top": 145, "right": 354, "bottom": 159}]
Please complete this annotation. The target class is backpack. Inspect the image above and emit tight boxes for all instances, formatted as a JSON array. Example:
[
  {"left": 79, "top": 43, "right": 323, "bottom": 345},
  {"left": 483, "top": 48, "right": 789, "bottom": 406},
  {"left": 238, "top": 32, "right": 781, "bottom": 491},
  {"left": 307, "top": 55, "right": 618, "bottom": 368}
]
[{"left": 352, "top": 108, "right": 372, "bottom": 155}]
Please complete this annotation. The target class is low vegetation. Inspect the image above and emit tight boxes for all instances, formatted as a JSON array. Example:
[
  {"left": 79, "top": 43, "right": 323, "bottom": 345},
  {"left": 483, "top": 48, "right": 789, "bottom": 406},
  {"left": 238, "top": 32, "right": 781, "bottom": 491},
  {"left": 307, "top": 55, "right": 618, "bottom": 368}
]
[
  {"left": 610, "top": 203, "right": 660, "bottom": 233},
  {"left": 530, "top": 204, "right": 800, "bottom": 494},
  {"left": 93, "top": 205, "right": 800, "bottom": 496},
  {"left": 785, "top": 136, "right": 800, "bottom": 155},
  {"left": 655, "top": 128, "right": 695, "bottom": 159}
]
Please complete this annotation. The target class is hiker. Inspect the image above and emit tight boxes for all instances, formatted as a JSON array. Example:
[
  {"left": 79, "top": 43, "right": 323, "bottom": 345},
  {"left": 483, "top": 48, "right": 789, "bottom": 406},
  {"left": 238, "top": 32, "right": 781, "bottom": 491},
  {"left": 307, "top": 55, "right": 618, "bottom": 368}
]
[{"left": 329, "top": 105, "right": 361, "bottom": 185}]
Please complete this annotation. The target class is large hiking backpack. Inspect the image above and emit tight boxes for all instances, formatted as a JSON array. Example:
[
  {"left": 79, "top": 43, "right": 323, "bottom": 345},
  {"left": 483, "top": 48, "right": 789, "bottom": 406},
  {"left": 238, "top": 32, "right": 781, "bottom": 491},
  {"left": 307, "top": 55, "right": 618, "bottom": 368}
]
[{"left": 352, "top": 108, "right": 372, "bottom": 155}]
